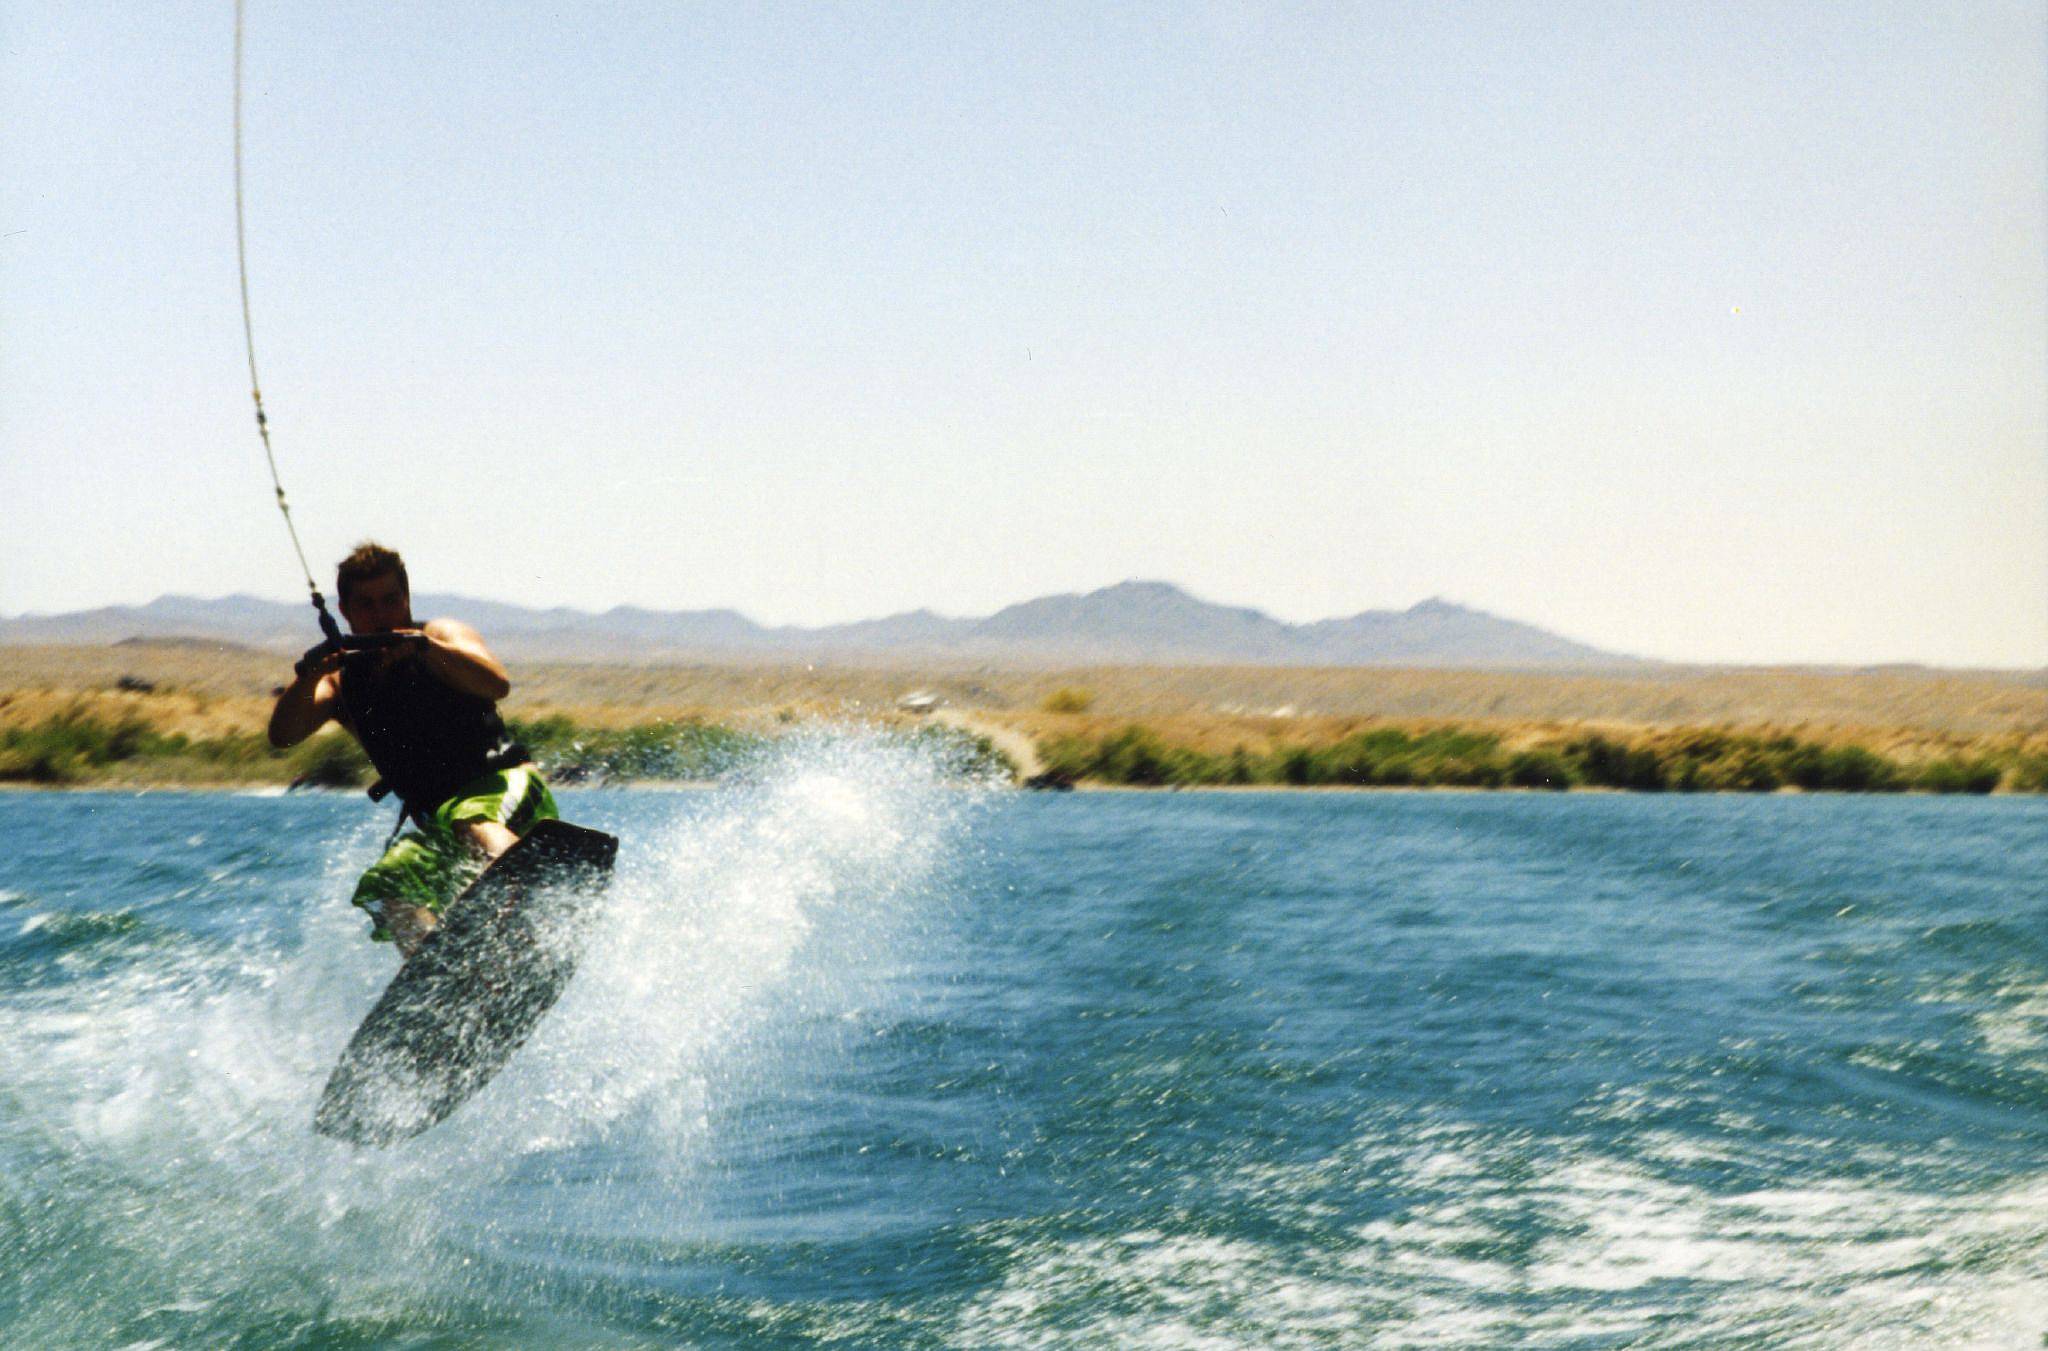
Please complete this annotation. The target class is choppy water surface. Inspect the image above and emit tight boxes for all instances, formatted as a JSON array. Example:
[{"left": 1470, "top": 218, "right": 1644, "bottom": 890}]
[{"left": 1, "top": 743, "right": 2044, "bottom": 1348}]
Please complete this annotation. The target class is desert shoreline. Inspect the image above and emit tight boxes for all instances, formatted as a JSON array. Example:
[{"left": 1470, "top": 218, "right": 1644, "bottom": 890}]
[{"left": 4, "top": 644, "right": 2043, "bottom": 794}]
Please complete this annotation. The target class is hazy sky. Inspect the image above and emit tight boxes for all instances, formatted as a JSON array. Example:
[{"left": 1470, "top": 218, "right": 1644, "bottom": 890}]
[{"left": 3, "top": 1, "right": 2043, "bottom": 666}]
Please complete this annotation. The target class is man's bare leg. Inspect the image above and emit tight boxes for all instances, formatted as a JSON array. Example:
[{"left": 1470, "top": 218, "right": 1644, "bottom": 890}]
[
  {"left": 387, "top": 823, "right": 520, "bottom": 960},
  {"left": 387, "top": 901, "right": 439, "bottom": 959},
  {"left": 459, "top": 819, "right": 519, "bottom": 860}
]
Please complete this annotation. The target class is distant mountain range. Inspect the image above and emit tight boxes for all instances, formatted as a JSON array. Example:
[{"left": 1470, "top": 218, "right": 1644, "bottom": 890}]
[{"left": 0, "top": 582, "right": 1646, "bottom": 669}]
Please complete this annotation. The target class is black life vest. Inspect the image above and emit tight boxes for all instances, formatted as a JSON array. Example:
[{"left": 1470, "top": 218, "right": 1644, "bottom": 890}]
[{"left": 339, "top": 651, "right": 526, "bottom": 817}]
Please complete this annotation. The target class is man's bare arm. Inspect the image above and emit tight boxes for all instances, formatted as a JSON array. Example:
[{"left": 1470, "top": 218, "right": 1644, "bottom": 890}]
[
  {"left": 268, "top": 663, "right": 342, "bottom": 748},
  {"left": 416, "top": 618, "right": 512, "bottom": 703}
]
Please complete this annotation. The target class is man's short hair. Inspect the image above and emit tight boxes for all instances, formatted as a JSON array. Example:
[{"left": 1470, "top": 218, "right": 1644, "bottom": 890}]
[{"left": 337, "top": 542, "right": 408, "bottom": 606}]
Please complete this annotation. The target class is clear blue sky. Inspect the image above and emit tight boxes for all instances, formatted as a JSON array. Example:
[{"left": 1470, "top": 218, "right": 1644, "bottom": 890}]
[{"left": 3, "top": 1, "right": 2042, "bottom": 666}]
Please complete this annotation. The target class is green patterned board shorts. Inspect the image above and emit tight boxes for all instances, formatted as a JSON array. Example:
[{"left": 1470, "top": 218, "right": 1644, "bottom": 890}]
[{"left": 350, "top": 765, "right": 558, "bottom": 942}]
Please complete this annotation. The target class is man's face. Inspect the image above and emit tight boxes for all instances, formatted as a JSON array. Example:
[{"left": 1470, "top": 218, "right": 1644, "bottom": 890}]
[{"left": 340, "top": 572, "right": 411, "bottom": 635}]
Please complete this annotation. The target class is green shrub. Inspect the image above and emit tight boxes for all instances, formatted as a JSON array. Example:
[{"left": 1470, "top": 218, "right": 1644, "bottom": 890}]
[
  {"left": 1094, "top": 727, "right": 1179, "bottom": 786},
  {"left": 1039, "top": 735, "right": 1098, "bottom": 783},
  {"left": 1303, "top": 727, "right": 1505, "bottom": 788},
  {"left": 1784, "top": 744, "right": 1906, "bottom": 792},
  {"left": 1276, "top": 745, "right": 1321, "bottom": 786},
  {"left": 901, "top": 723, "right": 1018, "bottom": 780},
  {"left": 1567, "top": 736, "right": 1669, "bottom": 791},
  {"left": 1434, "top": 754, "right": 1507, "bottom": 789},
  {"left": 1507, "top": 749, "right": 1575, "bottom": 790},
  {"left": 2011, "top": 755, "right": 2048, "bottom": 794},
  {"left": 1694, "top": 752, "right": 1783, "bottom": 793},
  {"left": 190, "top": 732, "right": 278, "bottom": 770},
  {"left": 1002, "top": 721, "right": 2048, "bottom": 794},
  {"left": 290, "top": 732, "right": 371, "bottom": 788},
  {"left": 1040, "top": 687, "right": 1095, "bottom": 714},
  {"left": 1368, "top": 755, "right": 1418, "bottom": 787},
  {"left": 1039, "top": 726, "right": 1224, "bottom": 786},
  {"left": 0, "top": 746, "right": 74, "bottom": 784},
  {"left": 0, "top": 710, "right": 172, "bottom": 780},
  {"left": 1915, "top": 758, "right": 2003, "bottom": 795},
  {"left": 508, "top": 716, "right": 756, "bottom": 783}
]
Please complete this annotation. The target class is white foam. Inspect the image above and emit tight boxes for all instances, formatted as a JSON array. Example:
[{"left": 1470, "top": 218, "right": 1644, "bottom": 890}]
[
  {"left": 448, "top": 730, "right": 991, "bottom": 1157},
  {"left": 955, "top": 1122, "right": 2048, "bottom": 1349},
  {"left": 1975, "top": 981, "right": 2048, "bottom": 1057},
  {"left": 1, "top": 729, "right": 997, "bottom": 1340}
]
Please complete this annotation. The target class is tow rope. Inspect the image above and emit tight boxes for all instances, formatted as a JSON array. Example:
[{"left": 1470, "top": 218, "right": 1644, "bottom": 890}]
[{"left": 233, "top": 0, "right": 342, "bottom": 651}]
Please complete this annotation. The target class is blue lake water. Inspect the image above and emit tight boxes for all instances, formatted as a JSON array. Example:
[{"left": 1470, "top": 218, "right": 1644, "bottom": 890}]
[{"left": 2, "top": 736, "right": 2045, "bottom": 1348}]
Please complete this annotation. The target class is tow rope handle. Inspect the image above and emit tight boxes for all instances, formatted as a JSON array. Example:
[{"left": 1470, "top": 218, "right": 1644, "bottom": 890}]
[
  {"left": 293, "top": 629, "right": 417, "bottom": 677},
  {"left": 313, "top": 592, "right": 343, "bottom": 645}
]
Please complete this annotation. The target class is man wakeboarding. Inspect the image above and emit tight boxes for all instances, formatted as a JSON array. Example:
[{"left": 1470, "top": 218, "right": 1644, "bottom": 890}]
[{"left": 268, "top": 542, "right": 556, "bottom": 958}]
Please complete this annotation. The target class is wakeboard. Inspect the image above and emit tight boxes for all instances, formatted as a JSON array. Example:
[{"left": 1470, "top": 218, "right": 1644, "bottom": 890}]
[{"left": 313, "top": 818, "right": 618, "bottom": 1146}]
